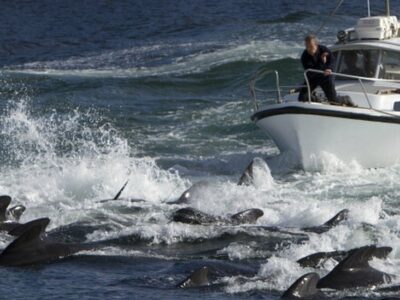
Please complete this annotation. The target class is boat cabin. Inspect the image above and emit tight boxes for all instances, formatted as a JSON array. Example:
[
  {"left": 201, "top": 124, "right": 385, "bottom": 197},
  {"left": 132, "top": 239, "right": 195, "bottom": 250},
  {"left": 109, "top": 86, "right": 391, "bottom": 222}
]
[{"left": 332, "top": 16, "right": 400, "bottom": 80}]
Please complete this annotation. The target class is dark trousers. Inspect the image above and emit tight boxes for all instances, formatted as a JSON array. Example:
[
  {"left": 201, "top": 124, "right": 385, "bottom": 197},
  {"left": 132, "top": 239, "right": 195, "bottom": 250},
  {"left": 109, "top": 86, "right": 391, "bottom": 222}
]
[{"left": 298, "top": 75, "right": 337, "bottom": 102}]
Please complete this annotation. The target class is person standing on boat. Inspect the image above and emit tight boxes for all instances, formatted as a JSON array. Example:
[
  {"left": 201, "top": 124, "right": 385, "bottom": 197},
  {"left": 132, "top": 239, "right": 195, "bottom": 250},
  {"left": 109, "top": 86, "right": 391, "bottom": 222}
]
[{"left": 298, "top": 34, "right": 338, "bottom": 103}]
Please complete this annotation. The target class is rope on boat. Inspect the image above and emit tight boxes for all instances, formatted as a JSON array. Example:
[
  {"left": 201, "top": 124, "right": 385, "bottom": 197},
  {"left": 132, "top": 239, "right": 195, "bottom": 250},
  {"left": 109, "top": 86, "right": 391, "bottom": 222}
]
[{"left": 315, "top": 0, "right": 345, "bottom": 35}]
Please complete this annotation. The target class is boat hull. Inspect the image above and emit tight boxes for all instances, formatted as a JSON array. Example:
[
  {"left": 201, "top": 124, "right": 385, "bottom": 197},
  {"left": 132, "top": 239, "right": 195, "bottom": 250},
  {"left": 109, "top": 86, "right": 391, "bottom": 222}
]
[{"left": 253, "top": 103, "right": 400, "bottom": 170}]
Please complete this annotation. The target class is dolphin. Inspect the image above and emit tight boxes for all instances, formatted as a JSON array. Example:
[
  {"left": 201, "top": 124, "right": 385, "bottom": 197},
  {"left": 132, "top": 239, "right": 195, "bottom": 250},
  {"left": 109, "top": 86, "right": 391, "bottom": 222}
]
[
  {"left": 237, "top": 157, "right": 271, "bottom": 186},
  {"left": 177, "top": 266, "right": 210, "bottom": 288},
  {"left": 317, "top": 245, "right": 393, "bottom": 290},
  {"left": 281, "top": 272, "right": 324, "bottom": 299},
  {"left": 0, "top": 195, "right": 26, "bottom": 222},
  {"left": 172, "top": 207, "right": 218, "bottom": 225},
  {"left": 302, "top": 209, "right": 349, "bottom": 234},
  {"left": 7, "top": 205, "right": 26, "bottom": 221},
  {"left": 0, "top": 195, "right": 12, "bottom": 222},
  {"left": 237, "top": 160, "right": 254, "bottom": 186},
  {"left": 0, "top": 217, "right": 99, "bottom": 266},
  {"left": 230, "top": 208, "right": 264, "bottom": 225},
  {"left": 297, "top": 246, "right": 392, "bottom": 268},
  {"left": 240, "top": 209, "right": 349, "bottom": 236},
  {"left": 167, "top": 181, "right": 210, "bottom": 205},
  {"left": 177, "top": 262, "right": 258, "bottom": 289},
  {"left": 172, "top": 207, "right": 346, "bottom": 235},
  {"left": 0, "top": 195, "right": 27, "bottom": 233},
  {"left": 97, "top": 181, "right": 146, "bottom": 204},
  {"left": 171, "top": 207, "right": 263, "bottom": 225}
]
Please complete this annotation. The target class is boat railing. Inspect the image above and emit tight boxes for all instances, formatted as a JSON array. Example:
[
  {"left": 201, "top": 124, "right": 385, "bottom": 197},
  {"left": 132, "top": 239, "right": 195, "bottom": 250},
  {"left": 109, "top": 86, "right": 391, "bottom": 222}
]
[
  {"left": 304, "top": 69, "right": 400, "bottom": 109},
  {"left": 249, "top": 68, "right": 400, "bottom": 113},
  {"left": 249, "top": 69, "right": 305, "bottom": 112}
]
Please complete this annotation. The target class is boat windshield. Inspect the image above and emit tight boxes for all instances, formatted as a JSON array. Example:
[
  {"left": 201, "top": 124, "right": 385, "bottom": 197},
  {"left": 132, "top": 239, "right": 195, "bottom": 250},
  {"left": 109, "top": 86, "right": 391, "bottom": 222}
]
[
  {"left": 378, "top": 50, "right": 400, "bottom": 80},
  {"left": 336, "top": 49, "right": 379, "bottom": 79}
]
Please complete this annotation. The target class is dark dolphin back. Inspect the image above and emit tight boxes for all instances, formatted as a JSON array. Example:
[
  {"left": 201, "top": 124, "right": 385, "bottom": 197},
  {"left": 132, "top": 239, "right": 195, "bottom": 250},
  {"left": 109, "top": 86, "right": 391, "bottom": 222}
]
[
  {"left": 297, "top": 246, "right": 392, "bottom": 268},
  {"left": 317, "top": 245, "right": 393, "bottom": 289},
  {"left": 346, "top": 245, "right": 392, "bottom": 261},
  {"left": 303, "top": 209, "right": 349, "bottom": 234},
  {"left": 230, "top": 208, "right": 263, "bottom": 225},
  {"left": 169, "top": 181, "right": 210, "bottom": 205},
  {"left": 2, "top": 218, "right": 50, "bottom": 255},
  {"left": 323, "top": 209, "right": 349, "bottom": 228},
  {"left": 8, "top": 217, "right": 50, "bottom": 237},
  {"left": 335, "top": 245, "right": 379, "bottom": 269},
  {"left": 281, "top": 272, "right": 321, "bottom": 299},
  {"left": 172, "top": 207, "right": 217, "bottom": 225},
  {"left": 237, "top": 160, "right": 254, "bottom": 186},
  {"left": 297, "top": 247, "right": 393, "bottom": 268},
  {"left": 177, "top": 266, "right": 209, "bottom": 288},
  {"left": 297, "top": 250, "right": 348, "bottom": 268},
  {"left": 0, "top": 195, "right": 12, "bottom": 221}
]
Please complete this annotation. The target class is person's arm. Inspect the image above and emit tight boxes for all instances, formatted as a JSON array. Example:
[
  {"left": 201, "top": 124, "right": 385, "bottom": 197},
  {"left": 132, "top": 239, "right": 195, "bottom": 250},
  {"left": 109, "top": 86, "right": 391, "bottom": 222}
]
[
  {"left": 321, "top": 46, "right": 335, "bottom": 69},
  {"left": 301, "top": 51, "right": 308, "bottom": 70}
]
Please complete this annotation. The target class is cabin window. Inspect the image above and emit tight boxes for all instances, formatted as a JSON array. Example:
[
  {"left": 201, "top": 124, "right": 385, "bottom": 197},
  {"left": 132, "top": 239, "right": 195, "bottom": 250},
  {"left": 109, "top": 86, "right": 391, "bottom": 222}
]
[
  {"left": 337, "top": 50, "right": 379, "bottom": 79},
  {"left": 379, "top": 50, "right": 400, "bottom": 80}
]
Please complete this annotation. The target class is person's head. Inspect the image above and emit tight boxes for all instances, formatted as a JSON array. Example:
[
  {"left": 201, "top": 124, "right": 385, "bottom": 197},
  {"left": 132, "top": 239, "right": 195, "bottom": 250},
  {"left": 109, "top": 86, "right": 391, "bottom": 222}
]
[{"left": 304, "top": 34, "right": 318, "bottom": 55}]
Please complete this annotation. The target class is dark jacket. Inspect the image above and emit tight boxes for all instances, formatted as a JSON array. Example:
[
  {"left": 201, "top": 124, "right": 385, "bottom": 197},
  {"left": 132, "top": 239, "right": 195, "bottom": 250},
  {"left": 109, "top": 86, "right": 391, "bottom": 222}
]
[{"left": 301, "top": 45, "right": 335, "bottom": 80}]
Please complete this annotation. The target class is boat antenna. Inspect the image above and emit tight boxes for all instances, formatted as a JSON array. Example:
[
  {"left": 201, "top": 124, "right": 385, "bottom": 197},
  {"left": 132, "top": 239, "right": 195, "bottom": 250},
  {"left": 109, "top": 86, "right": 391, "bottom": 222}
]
[
  {"left": 367, "top": 0, "right": 371, "bottom": 17},
  {"left": 385, "top": 0, "right": 390, "bottom": 16},
  {"left": 315, "top": 0, "right": 345, "bottom": 35}
]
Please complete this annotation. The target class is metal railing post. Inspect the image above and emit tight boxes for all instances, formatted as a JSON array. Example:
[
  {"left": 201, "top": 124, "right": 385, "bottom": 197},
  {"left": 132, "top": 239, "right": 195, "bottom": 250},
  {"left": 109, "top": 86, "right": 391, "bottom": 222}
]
[
  {"left": 358, "top": 79, "right": 372, "bottom": 109},
  {"left": 274, "top": 71, "right": 282, "bottom": 103},
  {"left": 303, "top": 71, "right": 312, "bottom": 103},
  {"left": 304, "top": 68, "right": 400, "bottom": 109}
]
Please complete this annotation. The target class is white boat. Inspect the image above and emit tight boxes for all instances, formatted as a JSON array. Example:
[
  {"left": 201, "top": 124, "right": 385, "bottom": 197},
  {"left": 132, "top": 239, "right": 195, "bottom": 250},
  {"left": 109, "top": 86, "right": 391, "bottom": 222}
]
[{"left": 251, "top": 1, "right": 400, "bottom": 170}]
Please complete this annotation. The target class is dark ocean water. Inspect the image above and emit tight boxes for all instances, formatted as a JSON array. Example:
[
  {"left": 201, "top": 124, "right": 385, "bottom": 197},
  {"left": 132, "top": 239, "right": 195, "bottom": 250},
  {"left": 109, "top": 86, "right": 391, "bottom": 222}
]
[{"left": 1, "top": 1, "right": 400, "bottom": 299}]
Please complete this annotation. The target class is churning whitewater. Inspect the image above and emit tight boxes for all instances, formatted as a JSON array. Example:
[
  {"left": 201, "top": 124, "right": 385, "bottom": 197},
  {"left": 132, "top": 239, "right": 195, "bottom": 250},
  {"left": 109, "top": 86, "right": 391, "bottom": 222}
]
[{"left": 1, "top": 1, "right": 400, "bottom": 299}]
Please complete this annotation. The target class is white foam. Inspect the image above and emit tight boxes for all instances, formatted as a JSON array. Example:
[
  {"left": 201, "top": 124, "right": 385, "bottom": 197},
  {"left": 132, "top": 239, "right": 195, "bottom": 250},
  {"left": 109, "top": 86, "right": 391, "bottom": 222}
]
[{"left": 1, "top": 99, "right": 400, "bottom": 297}]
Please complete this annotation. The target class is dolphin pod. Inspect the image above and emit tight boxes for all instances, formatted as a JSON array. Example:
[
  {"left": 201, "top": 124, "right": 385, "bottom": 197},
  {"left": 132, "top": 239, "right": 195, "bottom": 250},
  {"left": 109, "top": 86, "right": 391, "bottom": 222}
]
[
  {"left": 178, "top": 245, "right": 395, "bottom": 298},
  {"left": 0, "top": 177, "right": 397, "bottom": 299},
  {"left": 283, "top": 245, "right": 395, "bottom": 298},
  {"left": 168, "top": 157, "right": 267, "bottom": 206},
  {"left": 171, "top": 207, "right": 349, "bottom": 236}
]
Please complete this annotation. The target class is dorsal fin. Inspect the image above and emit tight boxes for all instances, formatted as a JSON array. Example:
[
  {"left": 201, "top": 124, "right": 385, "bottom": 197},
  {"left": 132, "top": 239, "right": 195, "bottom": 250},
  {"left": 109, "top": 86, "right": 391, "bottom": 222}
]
[
  {"left": 297, "top": 250, "right": 348, "bottom": 268},
  {"left": 8, "top": 217, "right": 50, "bottom": 237},
  {"left": 237, "top": 160, "right": 254, "bottom": 186},
  {"left": 2, "top": 218, "right": 50, "bottom": 255},
  {"left": 323, "top": 209, "right": 349, "bottom": 228},
  {"left": 0, "top": 195, "right": 12, "bottom": 221},
  {"left": 281, "top": 272, "right": 320, "bottom": 299},
  {"left": 113, "top": 180, "right": 128, "bottom": 200},
  {"left": 331, "top": 245, "right": 378, "bottom": 270},
  {"left": 317, "top": 245, "right": 393, "bottom": 289},
  {"left": 177, "top": 266, "right": 209, "bottom": 288}
]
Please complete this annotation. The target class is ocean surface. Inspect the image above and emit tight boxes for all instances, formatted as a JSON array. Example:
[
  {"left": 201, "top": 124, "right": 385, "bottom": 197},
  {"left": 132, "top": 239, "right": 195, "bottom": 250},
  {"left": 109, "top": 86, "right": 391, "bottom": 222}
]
[{"left": 1, "top": 0, "right": 400, "bottom": 299}]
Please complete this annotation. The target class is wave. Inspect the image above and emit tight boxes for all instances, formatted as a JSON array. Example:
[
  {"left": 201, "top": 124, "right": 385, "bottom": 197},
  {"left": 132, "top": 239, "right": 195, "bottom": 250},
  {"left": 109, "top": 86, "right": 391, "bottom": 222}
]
[{"left": 3, "top": 40, "right": 302, "bottom": 78}]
